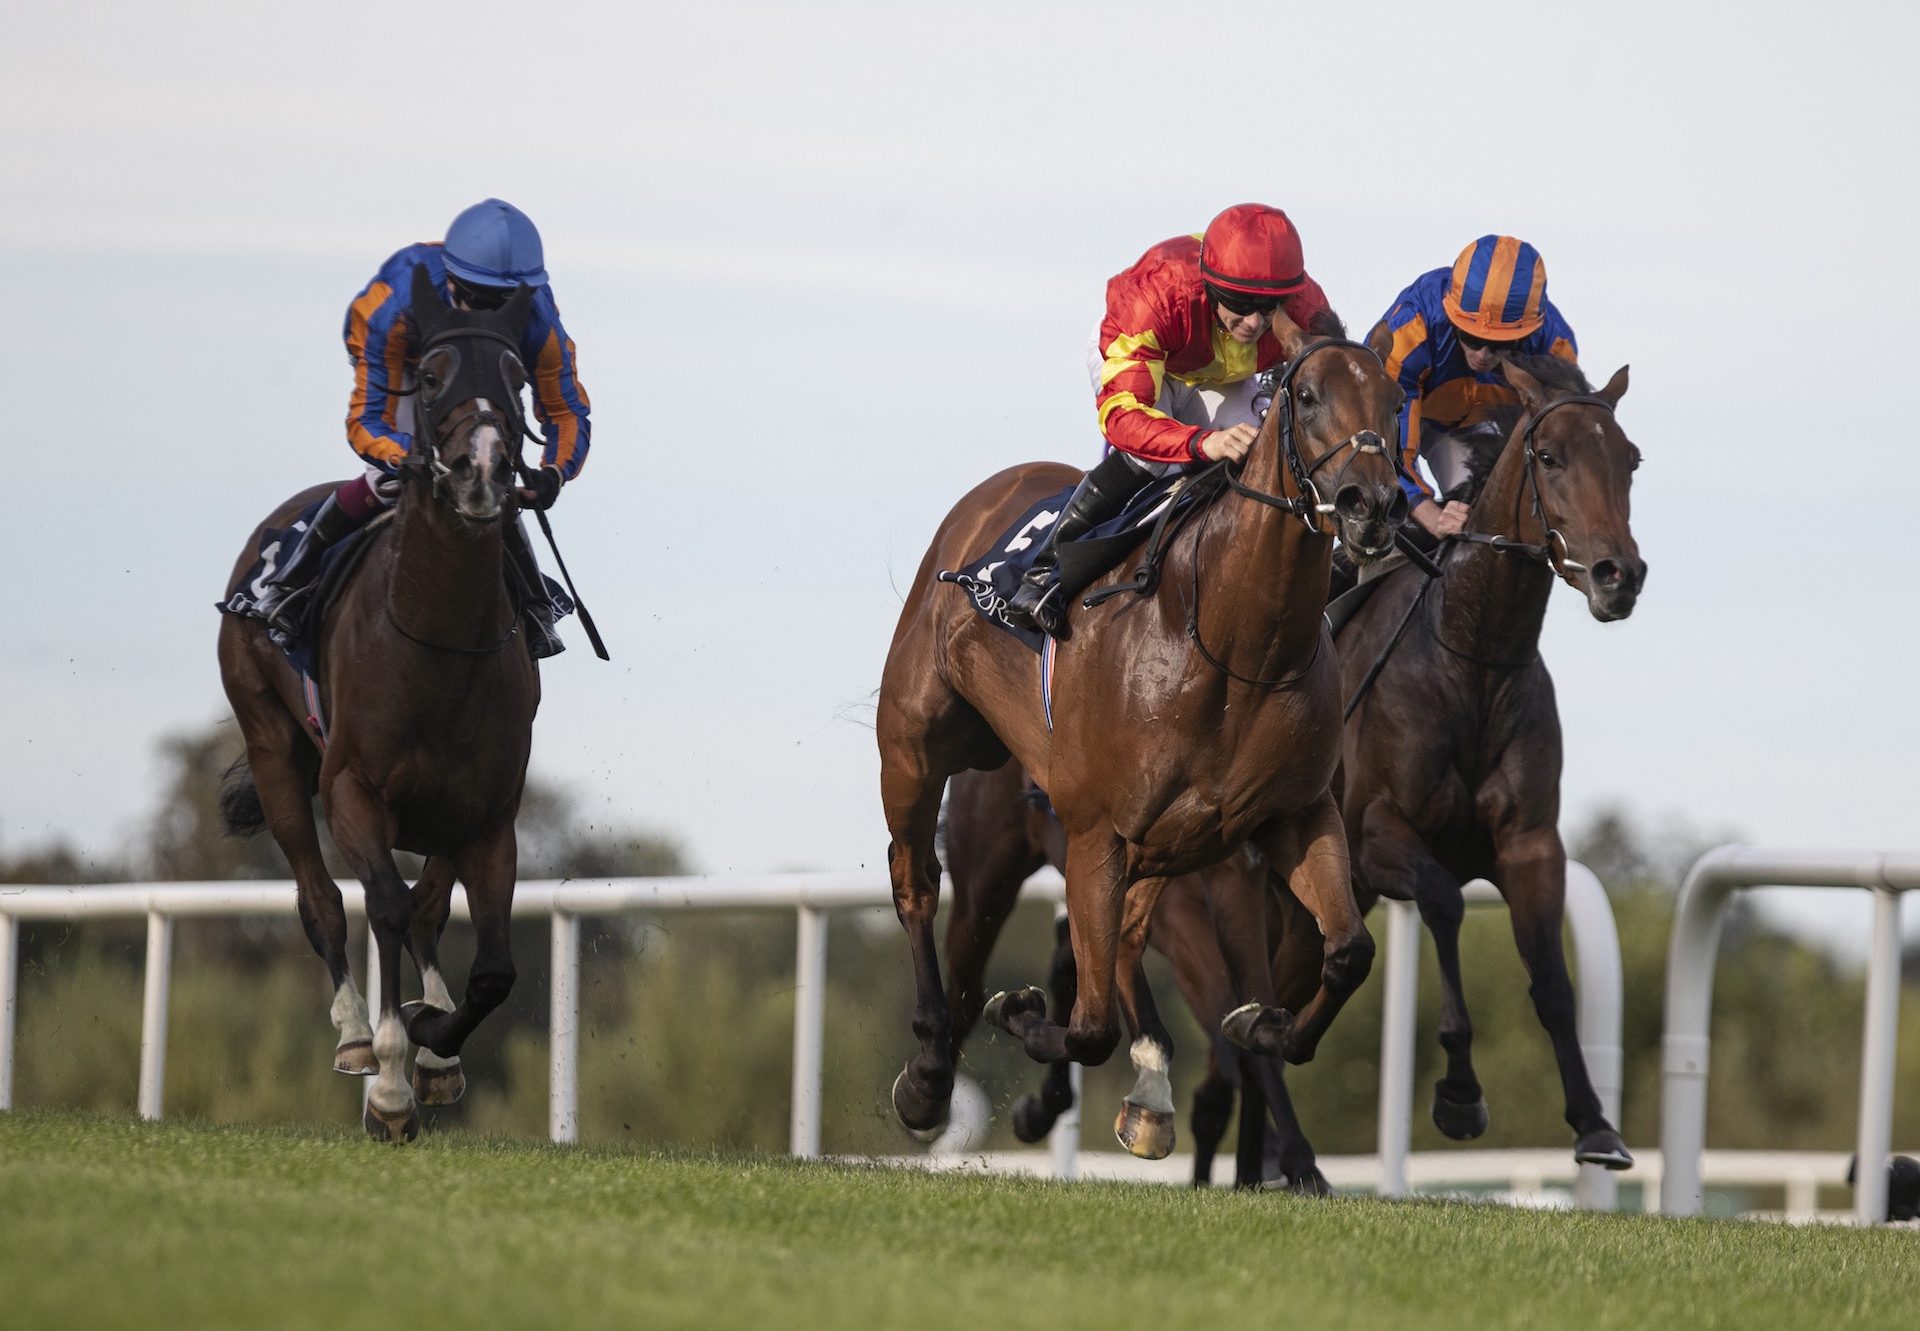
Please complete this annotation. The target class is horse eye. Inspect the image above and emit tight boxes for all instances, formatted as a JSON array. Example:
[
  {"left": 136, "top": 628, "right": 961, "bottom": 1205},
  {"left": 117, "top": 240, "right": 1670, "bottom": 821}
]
[
  {"left": 1537, "top": 451, "right": 1558, "bottom": 468},
  {"left": 1297, "top": 387, "right": 1314, "bottom": 406}
]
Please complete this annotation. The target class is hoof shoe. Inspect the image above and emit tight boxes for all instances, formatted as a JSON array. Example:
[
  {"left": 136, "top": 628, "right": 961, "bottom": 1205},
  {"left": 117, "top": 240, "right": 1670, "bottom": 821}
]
[
  {"left": 333, "top": 1040, "right": 377, "bottom": 1076},
  {"left": 1574, "top": 1128, "right": 1634, "bottom": 1170},
  {"left": 1431, "top": 1091, "right": 1490, "bottom": 1141},
  {"left": 412, "top": 1059, "right": 466, "bottom": 1106},
  {"left": 363, "top": 1099, "right": 420, "bottom": 1144},
  {"left": 982, "top": 986, "right": 1046, "bottom": 1034},
  {"left": 1220, "top": 1002, "right": 1293, "bottom": 1057},
  {"left": 891, "top": 1064, "right": 950, "bottom": 1137},
  {"left": 1114, "top": 1099, "right": 1176, "bottom": 1160}
]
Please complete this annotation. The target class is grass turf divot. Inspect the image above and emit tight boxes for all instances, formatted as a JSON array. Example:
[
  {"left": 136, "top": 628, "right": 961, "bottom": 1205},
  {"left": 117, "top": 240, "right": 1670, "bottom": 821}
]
[{"left": 1, "top": 1113, "right": 1914, "bottom": 1330}]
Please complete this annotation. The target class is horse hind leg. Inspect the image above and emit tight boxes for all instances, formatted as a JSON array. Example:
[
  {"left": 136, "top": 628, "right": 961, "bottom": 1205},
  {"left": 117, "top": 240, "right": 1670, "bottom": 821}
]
[
  {"left": 402, "top": 828, "right": 519, "bottom": 1063},
  {"left": 406, "top": 856, "right": 465, "bottom": 1106},
  {"left": 1008, "top": 914, "right": 1078, "bottom": 1144}
]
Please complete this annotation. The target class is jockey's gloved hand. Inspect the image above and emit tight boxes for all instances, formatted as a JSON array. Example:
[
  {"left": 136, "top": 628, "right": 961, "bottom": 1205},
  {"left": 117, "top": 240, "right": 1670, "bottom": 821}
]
[{"left": 520, "top": 465, "right": 563, "bottom": 511}]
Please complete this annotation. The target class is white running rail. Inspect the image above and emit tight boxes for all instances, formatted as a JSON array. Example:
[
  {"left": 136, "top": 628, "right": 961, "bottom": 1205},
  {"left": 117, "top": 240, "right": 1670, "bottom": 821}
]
[
  {"left": 0, "top": 865, "right": 1620, "bottom": 1203},
  {"left": 1660, "top": 846, "right": 1917, "bottom": 1225}
]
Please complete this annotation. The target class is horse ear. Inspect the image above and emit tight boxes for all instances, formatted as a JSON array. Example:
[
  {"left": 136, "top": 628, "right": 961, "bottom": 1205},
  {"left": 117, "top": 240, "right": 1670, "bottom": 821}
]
[
  {"left": 499, "top": 282, "right": 534, "bottom": 334},
  {"left": 1499, "top": 357, "right": 1550, "bottom": 412},
  {"left": 1597, "top": 364, "right": 1630, "bottom": 407},
  {"left": 1364, "top": 319, "right": 1394, "bottom": 363},
  {"left": 409, "top": 264, "right": 447, "bottom": 332},
  {"left": 1268, "top": 306, "right": 1309, "bottom": 361}
]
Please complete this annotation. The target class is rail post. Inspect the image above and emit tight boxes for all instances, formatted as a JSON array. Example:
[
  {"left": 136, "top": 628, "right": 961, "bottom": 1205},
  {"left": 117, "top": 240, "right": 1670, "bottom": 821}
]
[
  {"left": 789, "top": 905, "right": 829, "bottom": 1158},
  {"left": 1854, "top": 887, "right": 1903, "bottom": 1225},
  {"left": 137, "top": 910, "right": 172, "bottom": 1120},
  {"left": 0, "top": 910, "right": 17, "bottom": 1111},
  {"left": 1048, "top": 1064, "right": 1083, "bottom": 1179},
  {"left": 1375, "top": 897, "right": 1421, "bottom": 1198},
  {"left": 550, "top": 911, "right": 581, "bottom": 1144},
  {"left": 1567, "top": 861, "right": 1625, "bottom": 1211}
]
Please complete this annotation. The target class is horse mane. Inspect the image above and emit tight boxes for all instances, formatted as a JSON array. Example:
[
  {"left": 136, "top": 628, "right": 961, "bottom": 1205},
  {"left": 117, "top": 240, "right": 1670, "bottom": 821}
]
[
  {"left": 1448, "top": 354, "right": 1596, "bottom": 503},
  {"left": 1305, "top": 307, "right": 1348, "bottom": 339}
]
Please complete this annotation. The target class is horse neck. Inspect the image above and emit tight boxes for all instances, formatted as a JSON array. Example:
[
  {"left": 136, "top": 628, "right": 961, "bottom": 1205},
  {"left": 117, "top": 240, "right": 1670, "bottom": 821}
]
[
  {"left": 1448, "top": 425, "right": 1555, "bottom": 661},
  {"left": 388, "top": 489, "right": 512, "bottom": 650},
  {"left": 1187, "top": 438, "right": 1329, "bottom": 681}
]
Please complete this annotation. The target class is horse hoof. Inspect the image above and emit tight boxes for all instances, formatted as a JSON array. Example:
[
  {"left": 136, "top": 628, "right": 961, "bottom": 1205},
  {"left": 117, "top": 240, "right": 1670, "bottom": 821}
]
[
  {"left": 1010, "top": 1093, "right": 1059, "bottom": 1144},
  {"left": 891, "top": 1064, "right": 950, "bottom": 1137},
  {"left": 982, "top": 986, "right": 1046, "bottom": 1034},
  {"left": 1574, "top": 1128, "right": 1634, "bottom": 1170},
  {"left": 1431, "top": 1091, "right": 1490, "bottom": 1141},
  {"left": 333, "top": 1040, "right": 377, "bottom": 1076},
  {"left": 1220, "top": 1002, "right": 1293, "bottom": 1057},
  {"left": 400, "top": 1001, "right": 456, "bottom": 1057},
  {"left": 363, "top": 1099, "right": 420, "bottom": 1144},
  {"left": 412, "top": 1059, "right": 466, "bottom": 1106},
  {"left": 1114, "top": 1099, "right": 1176, "bottom": 1160}
]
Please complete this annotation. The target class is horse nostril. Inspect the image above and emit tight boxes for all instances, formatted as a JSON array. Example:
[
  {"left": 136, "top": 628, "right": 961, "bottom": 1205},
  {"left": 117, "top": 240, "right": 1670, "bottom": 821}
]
[
  {"left": 1386, "top": 489, "right": 1409, "bottom": 524},
  {"left": 1334, "top": 485, "right": 1372, "bottom": 521},
  {"left": 1590, "top": 559, "right": 1621, "bottom": 588}
]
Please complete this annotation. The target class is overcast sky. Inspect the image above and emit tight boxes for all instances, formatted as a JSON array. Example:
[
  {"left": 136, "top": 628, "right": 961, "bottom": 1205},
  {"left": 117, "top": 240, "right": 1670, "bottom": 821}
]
[{"left": 4, "top": 1, "right": 1916, "bottom": 951}]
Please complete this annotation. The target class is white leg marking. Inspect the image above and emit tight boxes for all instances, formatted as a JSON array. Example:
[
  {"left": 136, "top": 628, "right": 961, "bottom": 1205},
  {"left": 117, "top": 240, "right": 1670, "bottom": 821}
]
[
  {"left": 414, "top": 967, "right": 459, "bottom": 1071},
  {"left": 368, "top": 1010, "right": 414, "bottom": 1115},
  {"left": 331, "top": 979, "right": 373, "bottom": 1044},
  {"left": 1126, "top": 1037, "right": 1175, "bottom": 1113}
]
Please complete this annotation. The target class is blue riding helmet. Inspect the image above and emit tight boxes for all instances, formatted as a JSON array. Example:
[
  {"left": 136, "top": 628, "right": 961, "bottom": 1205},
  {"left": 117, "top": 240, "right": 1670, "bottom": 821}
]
[{"left": 443, "top": 198, "right": 549, "bottom": 288}]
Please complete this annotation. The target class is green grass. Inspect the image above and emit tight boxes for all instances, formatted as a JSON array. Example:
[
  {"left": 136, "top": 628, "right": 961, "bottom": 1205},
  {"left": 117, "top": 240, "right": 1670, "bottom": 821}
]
[{"left": 1, "top": 1113, "right": 1914, "bottom": 1330}]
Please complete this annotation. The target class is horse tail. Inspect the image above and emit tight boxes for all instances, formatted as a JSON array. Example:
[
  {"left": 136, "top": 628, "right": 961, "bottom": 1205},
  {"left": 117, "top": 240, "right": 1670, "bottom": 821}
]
[{"left": 218, "top": 755, "right": 267, "bottom": 838}]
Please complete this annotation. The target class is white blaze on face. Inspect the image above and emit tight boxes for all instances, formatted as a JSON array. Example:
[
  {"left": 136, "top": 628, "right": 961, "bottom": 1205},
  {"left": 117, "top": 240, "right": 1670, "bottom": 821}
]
[{"left": 468, "top": 398, "right": 505, "bottom": 477}]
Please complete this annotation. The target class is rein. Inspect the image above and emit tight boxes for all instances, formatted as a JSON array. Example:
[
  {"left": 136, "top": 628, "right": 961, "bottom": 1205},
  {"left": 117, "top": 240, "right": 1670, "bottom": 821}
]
[
  {"left": 1185, "top": 337, "right": 1390, "bottom": 689},
  {"left": 1454, "top": 392, "right": 1619, "bottom": 577}
]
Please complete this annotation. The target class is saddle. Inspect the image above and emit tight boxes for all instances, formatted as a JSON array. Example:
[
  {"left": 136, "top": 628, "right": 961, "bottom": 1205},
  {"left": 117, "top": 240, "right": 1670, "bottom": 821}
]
[{"left": 938, "top": 468, "right": 1225, "bottom": 653}]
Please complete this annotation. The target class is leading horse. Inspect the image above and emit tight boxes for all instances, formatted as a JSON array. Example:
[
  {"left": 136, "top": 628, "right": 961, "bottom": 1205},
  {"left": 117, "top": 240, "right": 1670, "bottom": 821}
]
[
  {"left": 878, "top": 316, "right": 1406, "bottom": 1159},
  {"left": 218, "top": 271, "right": 543, "bottom": 1141}
]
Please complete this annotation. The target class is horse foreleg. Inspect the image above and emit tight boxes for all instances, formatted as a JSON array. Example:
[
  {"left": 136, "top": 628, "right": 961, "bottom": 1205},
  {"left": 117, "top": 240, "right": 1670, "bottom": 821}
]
[
  {"left": 1497, "top": 825, "right": 1632, "bottom": 1170},
  {"left": 329, "top": 777, "right": 418, "bottom": 1143},
  {"left": 984, "top": 830, "right": 1124, "bottom": 1072},
  {"left": 1243, "top": 795, "right": 1373, "bottom": 1065},
  {"left": 1358, "top": 802, "right": 1487, "bottom": 1140},
  {"left": 405, "top": 856, "right": 465, "bottom": 1105},
  {"left": 403, "top": 829, "right": 517, "bottom": 1063},
  {"left": 1110, "top": 877, "right": 1176, "bottom": 1159}
]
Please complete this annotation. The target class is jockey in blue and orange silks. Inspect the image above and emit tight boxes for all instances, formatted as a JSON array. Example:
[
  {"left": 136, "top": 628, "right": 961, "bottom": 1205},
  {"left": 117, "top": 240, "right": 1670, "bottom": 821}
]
[
  {"left": 1371, "top": 235, "right": 1577, "bottom": 542},
  {"left": 255, "top": 198, "right": 591, "bottom": 656},
  {"left": 1004, "top": 203, "right": 1346, "bottom": 637}
]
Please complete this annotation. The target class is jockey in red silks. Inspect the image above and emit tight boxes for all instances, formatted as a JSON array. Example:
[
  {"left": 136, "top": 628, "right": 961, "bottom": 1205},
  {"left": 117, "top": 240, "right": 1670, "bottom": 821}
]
[
  {"left": 254, "top": 198, "right": 591, "bottom": 657},
  {"left": 1004, "top": 203, "right": 1346, "bottom": 638}
]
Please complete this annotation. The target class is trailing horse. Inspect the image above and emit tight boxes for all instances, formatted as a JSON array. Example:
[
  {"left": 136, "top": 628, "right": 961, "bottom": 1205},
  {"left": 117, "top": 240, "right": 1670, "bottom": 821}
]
[
  {"left": 877, "top": 317, "right": 1405, "bottom": 1161},
  {"left": 217, "top": 271, "right": 545, "bottom": 1141}
]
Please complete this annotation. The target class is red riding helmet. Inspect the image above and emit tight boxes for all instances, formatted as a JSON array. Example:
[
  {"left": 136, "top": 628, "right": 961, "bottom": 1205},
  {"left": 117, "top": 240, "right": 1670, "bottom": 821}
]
[{"left": 1199, "top": 203, "right": 1307, "bottom": 298}]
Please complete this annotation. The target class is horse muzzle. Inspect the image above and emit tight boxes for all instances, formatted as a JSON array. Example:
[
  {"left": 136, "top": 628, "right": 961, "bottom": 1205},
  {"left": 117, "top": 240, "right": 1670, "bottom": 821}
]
[
  {"left": 1333, "top": 483, "right": 1408, "bottom": 564},
  {"left": 1584, "top": 554, "right": 1646, "bottom": 621}
]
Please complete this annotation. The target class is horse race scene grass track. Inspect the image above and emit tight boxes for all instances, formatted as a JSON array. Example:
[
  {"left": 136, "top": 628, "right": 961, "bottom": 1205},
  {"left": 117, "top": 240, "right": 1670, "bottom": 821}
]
[{"left": 3, "top": 1113, "right": 1914, "bottom": 1331}]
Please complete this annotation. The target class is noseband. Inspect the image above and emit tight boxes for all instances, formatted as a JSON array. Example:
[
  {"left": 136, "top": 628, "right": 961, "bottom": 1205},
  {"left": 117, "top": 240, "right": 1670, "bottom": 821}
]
[
  {"left": 1226, "top": 338, "right": 1405, "bottom": 534},
  {"left": 412, "top": 325, "right": 533, "bottom": 487}
]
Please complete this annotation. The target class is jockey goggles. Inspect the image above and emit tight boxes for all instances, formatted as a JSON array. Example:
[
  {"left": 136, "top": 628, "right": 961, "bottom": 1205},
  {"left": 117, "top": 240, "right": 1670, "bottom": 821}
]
[
  {"left": 1208, "top": 283, "right": 1281, "bottom": 317},
  {"left": 1455, "top": 327, "right": 1521, "bottom": 352},
  {"left": 449, "top": 275, "right": 514, "bottom": 312}
]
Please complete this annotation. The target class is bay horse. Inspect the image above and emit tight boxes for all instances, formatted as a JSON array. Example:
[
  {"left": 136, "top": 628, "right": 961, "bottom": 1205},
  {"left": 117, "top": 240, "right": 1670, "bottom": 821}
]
[
  {"left": 1331, "top": 351, "right": 1643, "bottom": 1169},
  {"left": 943, "top": 353, "right": 1646, "bottom": 1185},
  {"left": 878, "top": 315, "right": 1407, "bottom": 1160},
  {"left": 217, "top": 270, "right": 543, "bottom": 1141}
]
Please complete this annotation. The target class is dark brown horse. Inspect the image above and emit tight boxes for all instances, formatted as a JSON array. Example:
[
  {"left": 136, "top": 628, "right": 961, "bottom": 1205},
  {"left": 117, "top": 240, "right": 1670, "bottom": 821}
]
[
  {"left": 217, "top": 271, "right": 543, "bottom": 1141},
  {"left": 878, "top": 317, "right": 1406, "bottom": 1160},
  {"left": 1333, "top": 351, "right": 1643, "bottom": 1168},
  {"left": 945, "top": 352, "right": 1646, "bottom": 1183}
]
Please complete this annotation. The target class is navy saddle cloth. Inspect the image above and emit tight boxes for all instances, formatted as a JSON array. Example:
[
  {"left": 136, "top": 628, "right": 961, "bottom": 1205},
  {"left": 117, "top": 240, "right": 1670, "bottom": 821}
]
[{"left": 937, "top": 468, "right": 1214, "bottom": 651}]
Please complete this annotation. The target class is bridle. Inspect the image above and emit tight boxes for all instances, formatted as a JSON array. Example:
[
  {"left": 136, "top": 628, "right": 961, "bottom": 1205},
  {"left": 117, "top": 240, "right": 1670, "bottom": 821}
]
[
  {"left": 1447, "top": 392, "right": 1620, "bottom": 582},
  {"left": 1189, "top": 337, "right": 1405, "bottom": 688},
  {"left": 1223, "top": 337, "right": 1405, "bottom": 540}
]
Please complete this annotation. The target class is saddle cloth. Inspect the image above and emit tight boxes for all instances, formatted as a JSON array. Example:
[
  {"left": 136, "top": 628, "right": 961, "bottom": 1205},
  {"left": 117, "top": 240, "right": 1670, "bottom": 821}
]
[{"left": 937, "top": 468, "right": 1213, "bottom": 653}]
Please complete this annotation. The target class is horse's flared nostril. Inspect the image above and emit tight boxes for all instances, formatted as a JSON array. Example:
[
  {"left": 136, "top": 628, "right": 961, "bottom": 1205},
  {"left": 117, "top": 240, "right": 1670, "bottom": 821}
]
[
  {"left": 1591, "top": 558, "right": 1623, "bottom": 589},
  {"left": 1385, "top": 488, "right": 1409, "bottom": 525},
  {"left": 1334, "top": 485, "right": 1372, "bottom": 522}
]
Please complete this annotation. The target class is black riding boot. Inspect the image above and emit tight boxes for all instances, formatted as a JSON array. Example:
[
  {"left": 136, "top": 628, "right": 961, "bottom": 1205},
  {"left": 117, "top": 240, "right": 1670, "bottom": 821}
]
[
  {"left": 1003, "top": 451, "right": 1149, "bottom": 638},
  {"left": 505, "top": 517, "right": 566, "bottom": 660},
  {"left": 258, "top": 494, "right": 362, "bottom": 633}
]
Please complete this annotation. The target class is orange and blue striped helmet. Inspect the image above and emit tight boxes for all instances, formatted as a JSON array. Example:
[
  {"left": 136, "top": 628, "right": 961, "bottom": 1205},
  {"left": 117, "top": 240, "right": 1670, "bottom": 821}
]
[{"left": 1442, "top": 235, "right": 1547, "bottom": 341}]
